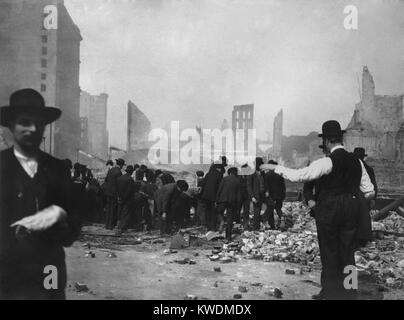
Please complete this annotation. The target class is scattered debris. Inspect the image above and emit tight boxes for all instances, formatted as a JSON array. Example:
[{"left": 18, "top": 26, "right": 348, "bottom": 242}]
[
  {"left": 170, "top": 234, "right": 187, "bottom": 249},
  {"left": 233, "top": 294, "right": 242, "bottom": 299},
  {"left": 184, "top": 294, "right": 198, "bottom": 300},
  {"left": 238, "top": 286, "right": 248, "bottom": 293},
  {"left": 266, "top": 287, "right": 283, "bottom": 298},
  {"left": 214, "top": 267, "right": 221, "bottom": 272},
  {"left": 74, "top": 282, "right": 89, "bottom": 293},
  {"left": 107, "top": 252, "right": 117, "bottom": 258},
  {"left": 285, "top": 269, "right": 296, "bottom": 275},
  {"left": 206, "top": 231, "right": 223, "bottom": 241},
  {"left": 173, "top": 258, "right": 196, "bottom": 265},
  {"left": 85, "top": 250, "right": 95, "bottom": 258},
  {"left": 209, "top": 255, "right": 220, "bottom": 261}
]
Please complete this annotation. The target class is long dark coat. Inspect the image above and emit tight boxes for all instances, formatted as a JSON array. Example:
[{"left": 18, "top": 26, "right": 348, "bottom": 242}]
[{"left": 0, "top": 148, "right": 81, "bottom": 299}]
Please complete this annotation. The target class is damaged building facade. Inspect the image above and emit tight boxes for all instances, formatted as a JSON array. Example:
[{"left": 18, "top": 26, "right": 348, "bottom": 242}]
[
  {"left": 0, "top": 0, "right": 82, "bottom": 159},
  {"left": 344, "top": 66, "right": 404, "bottom": 161},
  {"left": 79, "top": 90, "right": 109, "bottom": 166},
  {"left": 126, "top": 100, "right": 152, "bottom": 163}
]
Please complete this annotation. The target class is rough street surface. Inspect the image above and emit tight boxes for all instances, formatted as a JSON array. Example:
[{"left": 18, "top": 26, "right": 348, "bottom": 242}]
[{"left": 65, "top": 202, "right": 404, "bottom": 300}]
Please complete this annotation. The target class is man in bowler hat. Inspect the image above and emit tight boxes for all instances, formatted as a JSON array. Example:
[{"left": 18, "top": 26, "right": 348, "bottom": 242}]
[
  {"left": 262, "top": 120, "right": 375, "bottom": 299},
  {"left": 0, "top": 88, "right": 81, "bottom": 299}
]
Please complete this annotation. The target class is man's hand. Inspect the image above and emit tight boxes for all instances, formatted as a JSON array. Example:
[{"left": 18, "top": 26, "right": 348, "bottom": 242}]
[
  {"left": 10, "top": 205, "right": 67, "bottom": 232},
  {"left": 162, "top": 212, "right": 167, "bottom": 220},
  {"left": 260, "top": 164, "right": 277, "bottom": 171},
  {"left": 308, "top": 200, "right": 316, "bottom": 209},
  {"left": 252, "top": 197, "right": 257, "bottom": 204},
  {"left": 265, "top": 191, "right": 269, "bottom": 198}
]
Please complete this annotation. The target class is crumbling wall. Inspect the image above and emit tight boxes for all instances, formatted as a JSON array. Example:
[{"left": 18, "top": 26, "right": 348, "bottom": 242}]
[
  {"left": 127, "top": 100, "right": 151, "bottom": 152},
  {"left": 345, "top": 67, "right": 404, "bottom": 160}
]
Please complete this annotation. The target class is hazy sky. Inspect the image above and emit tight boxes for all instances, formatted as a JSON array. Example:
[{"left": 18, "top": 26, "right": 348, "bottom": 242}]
[{"left": 65, "top": 0, "right": 404, "bottom": 150}]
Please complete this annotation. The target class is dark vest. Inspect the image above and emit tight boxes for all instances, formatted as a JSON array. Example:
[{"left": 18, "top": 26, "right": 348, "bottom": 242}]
[{"left": 317, "top": 148, "right": 362, "bottom": 199}]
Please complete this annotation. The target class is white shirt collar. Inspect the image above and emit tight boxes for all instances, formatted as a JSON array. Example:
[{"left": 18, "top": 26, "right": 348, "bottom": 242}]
[
  {"left": 13, "top": 148, "right": 36, "bottom": 161},
  {"left": 330, "top": 145, "right": 345, "bottom": 153}
]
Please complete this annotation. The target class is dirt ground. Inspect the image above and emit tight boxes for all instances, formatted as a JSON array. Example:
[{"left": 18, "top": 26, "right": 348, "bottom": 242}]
[{"left": 65, "top": 226, "right": 404, "bottom": 300}]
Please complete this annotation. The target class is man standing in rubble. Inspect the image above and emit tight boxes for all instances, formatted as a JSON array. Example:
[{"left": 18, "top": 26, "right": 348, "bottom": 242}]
[
  {"left": 104, "top": 158, "right": 125, "bottom": 229},
  {"left": 263, "top": 160, "right": 286, "bottom": 230},
  {"left": 262, "top": 120, "right": 374, "bottom": 300},
  {"left": 0, "top": 89, "right": 81, "bottom": 299},
  {"left": 247, "top": 157, "right": 266, "bottom": 231}
]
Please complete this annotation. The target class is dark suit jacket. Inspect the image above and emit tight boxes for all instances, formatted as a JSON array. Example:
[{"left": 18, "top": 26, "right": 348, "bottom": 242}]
[
  {"left": 200, "top": 166, "right": 223, "bottom": 202},
  {"left": 117, "top": 173, "right": 134, "bottom": 203},
  {"left": 247, "top": 171, "right": 264, "bottom": 202},
  {"left": 216, "top": 175, "right": 241, "bottom": 205},
  {"left": 104, "top": 166, "right": 122, "bottom": 197},
  {"left": 264, "top": 171, "right": 286, "bottom": 200},
  {"left": 0, "top": 148, "right": 81, "bottom": 299}
]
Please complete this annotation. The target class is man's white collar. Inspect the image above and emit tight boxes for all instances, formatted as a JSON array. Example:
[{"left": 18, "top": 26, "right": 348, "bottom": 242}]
[{"left": 330, "top": 145, "right": 345, "bottom": 153}]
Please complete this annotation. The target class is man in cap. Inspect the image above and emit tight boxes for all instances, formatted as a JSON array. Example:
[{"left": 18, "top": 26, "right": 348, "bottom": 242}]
[
  {"left": 116, "top": 165, "right": 135, "bottom": 235},
  {"left": 261, "top": 120, "right": 374, "bottom": 300},
  {"left": 104, "top": 158, "right": 125, "bottom": 229},
  {"left": 0, "top": 88, "right": 81, "bottom": 299}
]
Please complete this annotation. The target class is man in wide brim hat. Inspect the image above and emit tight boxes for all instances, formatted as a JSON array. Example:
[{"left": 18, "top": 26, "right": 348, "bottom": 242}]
[
  {"left": 0, "top": 88, "right": 80, "bottom": 300},
  {"left": 0, "top": 88, "right": 61, "bottom": 127}
]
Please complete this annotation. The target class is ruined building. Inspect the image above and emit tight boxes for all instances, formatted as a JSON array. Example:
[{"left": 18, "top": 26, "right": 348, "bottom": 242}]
[
  {"left": 79, "top": 91, "right": 109, "bottom": 161},
  {"left": 127, "top": 100, "right": 151, "bottom": 152},
  {"left": 0, "top": 0, "right": 82, "bottom": 160},
  {"left": 272, "top": 109, "right": 283, "bottom": 159},
  {"left": 232, "top": 104, "right": 254, "bottom": 153},
  {"left": 344, "top": 66, "right": 404, "bottom": 160}
]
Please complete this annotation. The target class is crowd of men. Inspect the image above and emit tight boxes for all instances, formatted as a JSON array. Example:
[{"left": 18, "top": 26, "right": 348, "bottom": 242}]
[
  {"left": 67, "top": 155, "right": 288, "bottom": 242},
  {"left": 0, "top": 88, "right": 379, "bottom": 300}
]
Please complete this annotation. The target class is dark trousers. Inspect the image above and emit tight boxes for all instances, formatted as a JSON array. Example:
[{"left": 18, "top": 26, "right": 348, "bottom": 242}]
[
  {"left": 204, "top": 200, "right": 218, "bottom": 231},
  {"left": 264, "top": 198, "right": 283, "bottom": 229},
  {"left": 196, "top": 200, "right": 207, "bottom": 226},
  {"left": 239, "top": 198, "right": 250, "bottom": 229},
  {"left": 252, "top": 193, "right": 264, "bottom": 230},
  {"left": 117, "top": 201, "right": 132, "bottom": 232},
  {"left": 217, "top": 202, "right": 238, "bottom": 240},
  {"left": 316, "top": 193, "right": 359, "bottom": 300},
  {"left": 105, "top": 196, "right": 118, "bottom": 229}
]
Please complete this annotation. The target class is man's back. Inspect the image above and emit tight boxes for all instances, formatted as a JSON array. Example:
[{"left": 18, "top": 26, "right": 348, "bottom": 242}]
[
  {"left": 318, "top": 148, "right": 362, "bottom": 198},
  {"left": 265, "top": 171, "right": 285, "bottom": 200},
  {"left": 216, "top": 175, "right": 241, "bottom": 204},
  {"left": 105, "top": 167, "right": 122, "bottom": 196}
]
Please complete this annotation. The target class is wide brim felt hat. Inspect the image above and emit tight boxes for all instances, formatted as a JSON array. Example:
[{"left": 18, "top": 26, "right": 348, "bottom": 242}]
[
  {"left": 318, "top": 120, "right": 346, "bottom": 138},
  {"left": 0, "top": 88, "right": 61, "bottom": 127}
]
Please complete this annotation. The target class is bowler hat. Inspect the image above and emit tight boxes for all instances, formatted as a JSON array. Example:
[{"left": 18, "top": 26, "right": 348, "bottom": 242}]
[
  {"left": 125, "top": 165, "right": 134, "bottom": 173},
  {"left": 353, "top": 147, "right": 367, "bottom": 159},
  {"left": 318, "top": 120, "right": 346, "bottom": 138},
  {"left": 116, "top": 158, "right": 125, "bottom": 166},
  {"left": 0, "top": 88, "right": 61, "bottom": 126}
]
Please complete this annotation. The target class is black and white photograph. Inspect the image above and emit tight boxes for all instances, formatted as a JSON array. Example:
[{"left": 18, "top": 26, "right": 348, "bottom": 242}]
[{"left": 1, "top": 0, "right": 404, "bottom": 306}]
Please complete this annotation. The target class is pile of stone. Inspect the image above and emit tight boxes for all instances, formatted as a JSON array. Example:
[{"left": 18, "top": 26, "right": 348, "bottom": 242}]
[{"left": 357, "top": 211, "right": 404, "bottom": 289}]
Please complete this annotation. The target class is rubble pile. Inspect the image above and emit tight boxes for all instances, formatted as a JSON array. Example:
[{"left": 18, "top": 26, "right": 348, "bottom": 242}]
[
  {"left": 212, "top": 202, "right": 322, "bottom": 269},
  {"left": 356, "top": 211, "right": 404, "bottom": 289}
]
